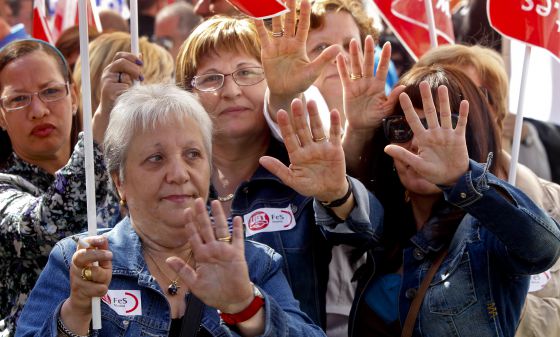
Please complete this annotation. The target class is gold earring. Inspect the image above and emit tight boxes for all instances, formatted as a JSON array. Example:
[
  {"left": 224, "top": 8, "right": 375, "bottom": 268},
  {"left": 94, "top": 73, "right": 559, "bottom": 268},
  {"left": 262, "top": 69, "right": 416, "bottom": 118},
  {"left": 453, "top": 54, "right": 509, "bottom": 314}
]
[
  {"left": 119, "top": 198, "right": 127, "bottom": 207},
  {"left": 404, "top": 190, "right": 410, "bottom": 203}
]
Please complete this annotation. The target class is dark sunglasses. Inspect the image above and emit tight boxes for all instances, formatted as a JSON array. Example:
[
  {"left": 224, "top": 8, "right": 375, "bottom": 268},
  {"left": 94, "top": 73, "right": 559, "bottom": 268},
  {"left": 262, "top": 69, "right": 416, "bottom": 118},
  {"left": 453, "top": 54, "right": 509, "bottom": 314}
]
[{"left": 382, "top": 114, "right": 459, "bottom": 143}]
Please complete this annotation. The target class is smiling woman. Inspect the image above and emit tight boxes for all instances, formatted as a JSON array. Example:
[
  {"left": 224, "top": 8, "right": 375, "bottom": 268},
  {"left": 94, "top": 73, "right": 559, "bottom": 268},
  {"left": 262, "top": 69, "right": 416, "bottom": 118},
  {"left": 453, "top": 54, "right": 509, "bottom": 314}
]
[{"left": 0, "top": 39, "right": 120, "bottom": 335}]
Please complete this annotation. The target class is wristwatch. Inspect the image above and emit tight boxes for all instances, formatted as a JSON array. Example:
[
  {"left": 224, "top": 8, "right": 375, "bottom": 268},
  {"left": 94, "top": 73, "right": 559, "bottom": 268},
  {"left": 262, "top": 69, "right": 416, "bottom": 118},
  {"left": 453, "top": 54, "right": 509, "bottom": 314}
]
[{"left": 219, "top": 283, "right": 265, "bottom": 325}]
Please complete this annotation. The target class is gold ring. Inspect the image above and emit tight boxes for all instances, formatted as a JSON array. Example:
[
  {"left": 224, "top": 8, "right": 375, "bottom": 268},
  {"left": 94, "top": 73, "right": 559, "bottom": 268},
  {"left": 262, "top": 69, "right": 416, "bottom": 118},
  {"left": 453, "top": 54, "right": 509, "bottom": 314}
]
[
  {"left": 313, "top": 136, "right": 327, "bottom": 142},
  {"left": 271, "top": 29, "right": 284, "bottom": 38},
  {"left": 350, "top": 73, "right": 363, "bottom": 80},
  {"left": 217, "top": 235, "right": 232, "bottom": 243},
  {"left": 81, "top": 266, "right": 93, "bottom": 281}
]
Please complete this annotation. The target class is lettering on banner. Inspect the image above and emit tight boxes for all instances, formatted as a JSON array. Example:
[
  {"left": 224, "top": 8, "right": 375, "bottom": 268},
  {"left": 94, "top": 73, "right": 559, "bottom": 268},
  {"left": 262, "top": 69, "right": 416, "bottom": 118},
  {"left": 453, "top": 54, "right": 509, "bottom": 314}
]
[
  {"left": 435, "top": 0, "right": 451, "bottom": 17},
  {"left": 521, "top": 0, "right": 560, "bottom": 31}
]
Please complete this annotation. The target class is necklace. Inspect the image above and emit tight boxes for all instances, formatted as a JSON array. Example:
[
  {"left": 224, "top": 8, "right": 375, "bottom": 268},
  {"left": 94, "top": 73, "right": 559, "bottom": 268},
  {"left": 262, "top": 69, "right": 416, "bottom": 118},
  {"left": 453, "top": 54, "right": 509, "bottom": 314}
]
[
  {"left": 217, "top": 193, "right": 234, "bottom": 202},
  {"left": 144, "top": 249, "right": 194, "bottom": 296}
]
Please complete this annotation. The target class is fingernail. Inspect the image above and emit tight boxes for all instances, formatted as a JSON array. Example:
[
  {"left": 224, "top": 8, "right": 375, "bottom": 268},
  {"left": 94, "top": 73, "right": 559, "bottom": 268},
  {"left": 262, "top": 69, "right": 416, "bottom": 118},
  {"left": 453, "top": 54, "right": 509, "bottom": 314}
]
[
  {"left": 135, "top": 59, "right": 144, "bottom": 66},
  {"left": 139, "top": 74, "right": 144, "bottom": 81}
]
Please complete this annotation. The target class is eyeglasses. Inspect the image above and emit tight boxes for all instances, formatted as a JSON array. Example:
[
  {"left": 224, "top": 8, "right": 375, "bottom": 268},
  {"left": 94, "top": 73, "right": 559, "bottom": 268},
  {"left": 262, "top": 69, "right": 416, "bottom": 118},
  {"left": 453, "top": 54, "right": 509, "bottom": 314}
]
[
  {"left": 190, "top": 67, "right": 265, "bottom": 92},
  {"left": 0, "top": 82, "right": 69, "bottom": 112},
  {"left": 382, "top": 114, "right": 459, "bottom": 143}
]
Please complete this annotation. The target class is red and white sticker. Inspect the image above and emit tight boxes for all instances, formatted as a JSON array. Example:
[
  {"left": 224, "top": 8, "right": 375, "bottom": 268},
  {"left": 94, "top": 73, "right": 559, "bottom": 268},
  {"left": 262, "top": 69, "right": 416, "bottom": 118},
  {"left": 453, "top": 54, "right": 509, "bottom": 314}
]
[
  {"left": 529, "top": 270, "right": 552, "bottom": 293},
  {"left": 101, "top": 290, "right": 142, "bottom": 316},
  {"left": 243, "top": 206, "right": 295, "bottom": 237}
]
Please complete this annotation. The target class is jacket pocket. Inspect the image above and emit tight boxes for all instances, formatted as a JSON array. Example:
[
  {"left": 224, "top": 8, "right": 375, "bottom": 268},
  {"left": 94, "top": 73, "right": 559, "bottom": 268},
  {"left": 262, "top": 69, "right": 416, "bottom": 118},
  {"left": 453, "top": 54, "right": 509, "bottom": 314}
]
[{"left": 427, "top": 252, "right": 477, "bottom": 315}]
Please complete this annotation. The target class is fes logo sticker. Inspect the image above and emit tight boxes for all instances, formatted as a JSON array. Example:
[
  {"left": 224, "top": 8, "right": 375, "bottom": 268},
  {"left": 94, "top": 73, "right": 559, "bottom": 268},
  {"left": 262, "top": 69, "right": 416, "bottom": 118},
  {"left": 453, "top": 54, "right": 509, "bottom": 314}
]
[
  {"left": 243, "top": 206, "right": 295, "bottom": 237},
  {"left": 102, "top": 290, "right": 142, "bottom": 316},
  {"left": 529, "top": 270, "right": 552, "bottom": 293}
]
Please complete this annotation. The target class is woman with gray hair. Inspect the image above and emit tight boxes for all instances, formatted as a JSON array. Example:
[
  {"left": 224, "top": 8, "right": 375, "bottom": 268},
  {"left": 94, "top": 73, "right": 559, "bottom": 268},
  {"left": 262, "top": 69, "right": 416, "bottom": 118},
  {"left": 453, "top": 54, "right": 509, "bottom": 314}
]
[{"left": 16, "top": 83, "right": 326, "bottom": 337}]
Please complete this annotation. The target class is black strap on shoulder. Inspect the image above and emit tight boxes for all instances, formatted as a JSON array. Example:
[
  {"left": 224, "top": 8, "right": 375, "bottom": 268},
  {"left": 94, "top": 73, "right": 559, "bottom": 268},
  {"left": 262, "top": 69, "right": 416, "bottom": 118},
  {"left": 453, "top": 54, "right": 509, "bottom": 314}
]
[{"left": 180, "top": 293, "right": 205, "bottom": 337}]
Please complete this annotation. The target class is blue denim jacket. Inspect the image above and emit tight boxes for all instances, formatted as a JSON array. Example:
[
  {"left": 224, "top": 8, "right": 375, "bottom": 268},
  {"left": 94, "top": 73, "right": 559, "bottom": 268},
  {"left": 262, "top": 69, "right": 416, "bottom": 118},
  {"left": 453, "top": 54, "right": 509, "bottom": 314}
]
[
  {"left": 349, "top": 160, "right": 560, "bottom": 337},
  {"left": 15, "top": 218, "right": 325, "bottom": 337},
  {"left": 222, "top": 139, "right": 383, "bottom": 327}
]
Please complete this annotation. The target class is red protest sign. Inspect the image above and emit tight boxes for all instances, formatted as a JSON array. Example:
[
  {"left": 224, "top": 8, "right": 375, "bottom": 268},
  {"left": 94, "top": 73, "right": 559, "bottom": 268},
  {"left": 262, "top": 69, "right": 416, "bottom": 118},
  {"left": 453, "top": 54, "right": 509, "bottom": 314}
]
[
  {"left": 371, "top": 0, "right": 454, "bottom": 60},
  {"left": 488, "top": 0, "right": 560, "bottom": 61},
  {"left": 226, "top": 0, "right": 289, "bottom": 19}
]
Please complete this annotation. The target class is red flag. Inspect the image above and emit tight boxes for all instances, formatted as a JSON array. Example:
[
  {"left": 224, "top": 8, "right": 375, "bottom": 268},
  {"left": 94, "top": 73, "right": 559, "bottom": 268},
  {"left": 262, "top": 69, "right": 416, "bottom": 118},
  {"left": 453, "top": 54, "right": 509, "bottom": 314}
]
[
  {"left": 371, "top": 0, "right": 454, "bottom": 60},
  {"left": 226, "top": 0, "right": 288, "bottom": 19},
  {"left": 32, "top": 0, "right": 54, "bottom": 44},
  {"left": 488, "top": 0, "right": 560, "bottom": 61}
]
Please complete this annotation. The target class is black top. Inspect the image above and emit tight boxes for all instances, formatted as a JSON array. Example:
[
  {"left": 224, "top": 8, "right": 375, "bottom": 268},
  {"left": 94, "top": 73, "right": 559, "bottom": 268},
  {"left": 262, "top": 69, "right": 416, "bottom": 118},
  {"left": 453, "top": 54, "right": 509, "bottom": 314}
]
[{"left": 168, "top": 319, "right": 213, "bottom": 337}]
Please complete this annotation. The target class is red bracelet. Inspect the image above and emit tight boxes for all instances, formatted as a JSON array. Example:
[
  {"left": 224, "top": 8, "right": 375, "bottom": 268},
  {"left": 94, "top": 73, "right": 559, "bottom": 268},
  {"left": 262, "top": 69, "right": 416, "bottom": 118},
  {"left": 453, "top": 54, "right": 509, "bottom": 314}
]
[{"left": 219, "top": 284, "right": 265, "bottom": 325}]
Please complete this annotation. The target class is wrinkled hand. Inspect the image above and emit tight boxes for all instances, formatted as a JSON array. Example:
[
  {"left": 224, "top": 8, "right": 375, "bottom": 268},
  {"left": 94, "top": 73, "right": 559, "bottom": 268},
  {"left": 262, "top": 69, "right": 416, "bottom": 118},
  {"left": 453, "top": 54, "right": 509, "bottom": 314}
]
[
  {"left": 167, "top": 199, "right": 253, "bottom": 314},
  {"left": 254, "top": 0, "right": 339, "bottom": 99},
  {"left": 93, "top": 52, "right": 143, "bottom": 144},
  {"left": 384, "top": 82, "right": 470, "bottom": 186},
  {"left": 259, "top": 98, "right": 347, "bottom": 202},
  {"left": 67, "top": 236, "right": 113, "bottom": 315},
  {"left": 338, "top": 38, "right": 404, "bottom": 133}
]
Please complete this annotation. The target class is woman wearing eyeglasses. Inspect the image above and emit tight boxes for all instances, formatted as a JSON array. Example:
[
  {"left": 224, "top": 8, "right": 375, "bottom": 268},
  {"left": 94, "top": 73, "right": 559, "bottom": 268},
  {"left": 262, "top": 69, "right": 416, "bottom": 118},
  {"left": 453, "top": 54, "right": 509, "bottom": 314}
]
[
  {"left": 0, "top": 39, "right": 134, "bottom": 333},
  {"left": 176, "top": 15, "right": 382, "bottom": 330},
  {"left": 346, "top": 64, "right": 560, "bottom": 337}
]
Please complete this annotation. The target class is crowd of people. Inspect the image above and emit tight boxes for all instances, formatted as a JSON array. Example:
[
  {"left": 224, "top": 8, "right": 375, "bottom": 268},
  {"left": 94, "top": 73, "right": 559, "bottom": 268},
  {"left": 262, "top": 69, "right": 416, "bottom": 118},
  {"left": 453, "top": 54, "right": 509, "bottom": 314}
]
[{"left": 1, "top": 0, "right": 560, "bottom": 337}]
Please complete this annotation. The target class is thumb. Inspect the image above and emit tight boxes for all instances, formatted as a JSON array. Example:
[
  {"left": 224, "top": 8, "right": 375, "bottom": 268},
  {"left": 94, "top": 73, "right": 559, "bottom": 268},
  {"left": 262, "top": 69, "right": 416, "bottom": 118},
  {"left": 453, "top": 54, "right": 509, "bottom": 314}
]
[
  {"left": 384, "top": 144, "right": 420, "bottom": 168},
  {"left": 308, "top": 45, "right": 340, "bottom": 77},
  {"left": 259, "top": 156, "right": 293, "bottom": 186}
]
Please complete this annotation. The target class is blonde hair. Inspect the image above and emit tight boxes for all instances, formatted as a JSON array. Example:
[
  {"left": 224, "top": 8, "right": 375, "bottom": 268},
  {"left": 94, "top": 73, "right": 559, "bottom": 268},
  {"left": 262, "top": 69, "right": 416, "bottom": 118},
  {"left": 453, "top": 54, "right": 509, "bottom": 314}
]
[
  {"left": 73, "top": 31, "right": 174, "bottom": 124},
  {"left": 309, "top": 0, "right": 379, "bottom": 43},
  {"left": 175, "top": 16, "right": 261, "bottom": 90},
  {"left": 416, "top": 44, "right": 509, "bottom": 131}
]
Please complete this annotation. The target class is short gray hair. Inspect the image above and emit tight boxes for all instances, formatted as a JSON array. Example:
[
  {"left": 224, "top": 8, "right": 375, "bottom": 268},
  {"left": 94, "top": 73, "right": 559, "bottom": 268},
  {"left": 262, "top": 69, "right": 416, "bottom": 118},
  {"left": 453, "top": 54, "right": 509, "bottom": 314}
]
[{"left": 104, "top": 83, "right": 212, "bottom": 182}]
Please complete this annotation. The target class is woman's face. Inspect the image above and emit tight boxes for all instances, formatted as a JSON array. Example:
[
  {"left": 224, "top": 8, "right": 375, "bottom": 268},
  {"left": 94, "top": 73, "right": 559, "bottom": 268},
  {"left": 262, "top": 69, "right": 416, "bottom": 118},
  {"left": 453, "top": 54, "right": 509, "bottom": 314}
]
[
  {"left": 306, "top": 11, "right": 361, "bottom": 112},
  {"left": 392, "top": 108, "right": 442, "bottom": 196},
  {"left": 193, "top": 50, "right": 268, "bottom": 140},
  {"left": 113, "top": 117, "right": 211, "bottom": 241},
  {"left": 0, "top": 50, "right": 76, "bottom": 165}
]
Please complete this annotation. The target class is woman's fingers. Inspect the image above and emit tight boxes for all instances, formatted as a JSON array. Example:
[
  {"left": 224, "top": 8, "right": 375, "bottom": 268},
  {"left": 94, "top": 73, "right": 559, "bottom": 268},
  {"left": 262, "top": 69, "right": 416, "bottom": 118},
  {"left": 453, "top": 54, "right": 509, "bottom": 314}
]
[
  {"left": 291, "top": 99, "right": 314, "bottom": 147},
  {"left": 374, "top": 41, "right": 391, "bottom": 83},
  {"left": 210, "top": 200, "right": 230, "bottom": 241},
  {"left": 284, "top": 0, "right": 297, "bottom": 38},
  {"left": 438, "top": 85, "right": 453, "bottom": 129},
  {"left": 419, "top": 81, "right": 439, "bottom": 129},
  {"left": 349, "top": 39, "right": 364, "bottom": 79},
  {"left": 308, "top": 100, "right": 327, "bottom": 143},
  {"left": 295, "top": 0, "right": 311, "bottom": 43},
  {"left": 363, "top": 36, "right": 376, "bottom": 78},
  {"left": 328, "top": 109, "right": 343, "bottom": 147},
  {"left": 456, "top": 100, "right": 469, "bottom": 135},
  {"left": 399, "top": 92, "right": 425, "bottom": 135}
]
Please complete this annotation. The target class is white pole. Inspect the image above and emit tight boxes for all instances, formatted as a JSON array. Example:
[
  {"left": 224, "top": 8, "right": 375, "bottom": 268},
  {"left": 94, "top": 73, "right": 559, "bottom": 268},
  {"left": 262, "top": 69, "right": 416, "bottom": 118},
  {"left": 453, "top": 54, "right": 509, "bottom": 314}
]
[
  {"left": 78, "top": 0, "right": 101, "bottom": 329},
  {"left": 129, "top": 0, "right": 139, "bottom": 56},
  {"left": 424, "top": 0, "right": 438, "bottom": 48},
  {"left": 508, "top": 45, "right": 532, "bottom": 185}
]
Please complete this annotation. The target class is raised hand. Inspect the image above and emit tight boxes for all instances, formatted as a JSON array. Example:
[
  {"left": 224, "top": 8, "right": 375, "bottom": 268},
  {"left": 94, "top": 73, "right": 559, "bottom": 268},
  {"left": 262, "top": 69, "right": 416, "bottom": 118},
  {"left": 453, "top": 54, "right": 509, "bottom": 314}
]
[
  {"left": 254, "top": 0, "right": 339, "bottom": 112},
  {"left": 93, "top": 52, "right": 143, "bottom": 145},
  {"left": 259, "top": 99, "right": 348, "bottom": 203},
  {"left": 167, "top": 199, "right": 254, "bottom": 314},
  {"left": 338, "top": 38, "right": 403, "bottom": 133},
  {"left": 384, "top": 82, "right": 470, "bottom": 186}
]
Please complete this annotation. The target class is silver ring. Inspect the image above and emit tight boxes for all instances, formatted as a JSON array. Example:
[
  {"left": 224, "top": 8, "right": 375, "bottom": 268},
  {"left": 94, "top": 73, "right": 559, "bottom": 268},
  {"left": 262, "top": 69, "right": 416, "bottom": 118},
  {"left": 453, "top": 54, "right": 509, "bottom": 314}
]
[
  {"left": 117, "top": 72, "right": 123, "bottom": 83},
  {"left": 271, "top": 29, "right": 284, "bottom": 38}
]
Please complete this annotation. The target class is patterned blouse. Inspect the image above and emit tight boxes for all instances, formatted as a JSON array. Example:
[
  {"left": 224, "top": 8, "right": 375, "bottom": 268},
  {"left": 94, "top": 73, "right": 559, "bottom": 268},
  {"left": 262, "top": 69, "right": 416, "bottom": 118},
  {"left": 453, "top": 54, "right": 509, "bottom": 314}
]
[{"left": 0, "top": 134, "right": 121, "bottom": 335}]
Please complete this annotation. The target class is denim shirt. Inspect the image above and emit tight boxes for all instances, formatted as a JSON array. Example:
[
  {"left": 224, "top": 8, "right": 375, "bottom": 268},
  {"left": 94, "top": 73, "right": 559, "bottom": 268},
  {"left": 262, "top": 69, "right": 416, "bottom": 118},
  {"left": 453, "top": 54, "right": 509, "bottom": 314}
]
[
  {"left": 221, "top": 139, "right": 383, "bottom": 327},
  {"left": 15, "top": 218, "right": 325, "bottom": 337},
  {"left": 350, "top": 160, "right": 560, "bottom": 337}
]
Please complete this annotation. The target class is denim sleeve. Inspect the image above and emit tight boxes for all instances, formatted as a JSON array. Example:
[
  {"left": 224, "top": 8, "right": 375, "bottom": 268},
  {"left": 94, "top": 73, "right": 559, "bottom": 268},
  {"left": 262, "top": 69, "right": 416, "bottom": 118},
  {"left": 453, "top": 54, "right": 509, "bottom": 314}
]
[
  {"left": 441, "top": 159, "right": 560, "bottom": 274},
  {"left": 312, "top": 176, "right": 383, "bottom": 246},
  {"left": 240, "top": 243, "right": 326, "bottom": 337},
  {"left": 15, "top": 239, "right": 75, "bottom": 337}
]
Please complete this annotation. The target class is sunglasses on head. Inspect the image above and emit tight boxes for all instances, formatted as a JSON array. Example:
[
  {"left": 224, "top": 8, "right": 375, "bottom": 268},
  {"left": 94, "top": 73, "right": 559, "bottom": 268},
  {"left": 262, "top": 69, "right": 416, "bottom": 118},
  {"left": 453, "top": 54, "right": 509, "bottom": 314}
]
[{"left": 382, "top": 114, "right": 460, "bottom": 143}]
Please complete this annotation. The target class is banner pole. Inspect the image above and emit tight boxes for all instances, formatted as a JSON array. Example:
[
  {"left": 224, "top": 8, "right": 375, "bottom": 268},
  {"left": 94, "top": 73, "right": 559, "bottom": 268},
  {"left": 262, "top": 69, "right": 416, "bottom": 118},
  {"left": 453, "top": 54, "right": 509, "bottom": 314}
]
[
  {"left": 508, "top": 45, "right": 532, "bottom": 185},
  {"left": 424, "top": 0, "right": 438, "bottom": 48},
  {"left": 78, "top": 0, "right": 101, "bottom": 329}
]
